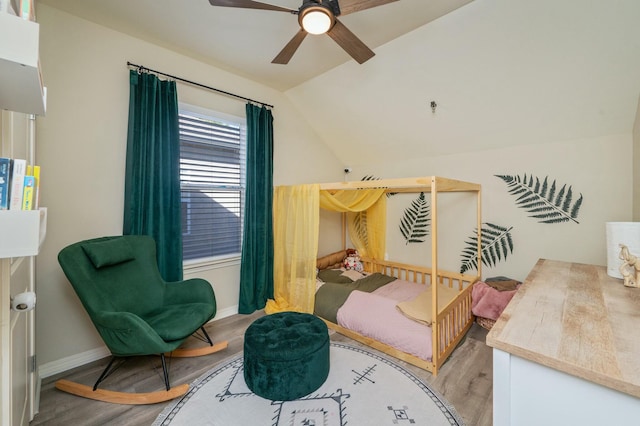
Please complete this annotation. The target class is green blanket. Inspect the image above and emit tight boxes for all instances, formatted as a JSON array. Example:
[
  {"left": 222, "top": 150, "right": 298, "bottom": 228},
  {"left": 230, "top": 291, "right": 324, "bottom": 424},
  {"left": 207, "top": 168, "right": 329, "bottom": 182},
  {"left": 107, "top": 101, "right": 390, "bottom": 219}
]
[{"left": 314, "top": 272, "right": 397, "bottom": 323}]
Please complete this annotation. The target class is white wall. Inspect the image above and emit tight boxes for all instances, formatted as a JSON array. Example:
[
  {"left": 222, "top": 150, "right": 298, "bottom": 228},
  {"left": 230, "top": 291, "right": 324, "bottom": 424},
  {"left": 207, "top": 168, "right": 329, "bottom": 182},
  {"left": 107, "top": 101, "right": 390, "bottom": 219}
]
[
  {"left": 346, "top": 134, "right": 632, "bottom": 281},
  {"left": 285, "top": 0, "right": 638, "bottom": 282},
  {"left": 34, "top": 5, "right": 342, "bottom": 372},
  {"left": 286, "top": 0, "right": 640, "bottom": 163}
]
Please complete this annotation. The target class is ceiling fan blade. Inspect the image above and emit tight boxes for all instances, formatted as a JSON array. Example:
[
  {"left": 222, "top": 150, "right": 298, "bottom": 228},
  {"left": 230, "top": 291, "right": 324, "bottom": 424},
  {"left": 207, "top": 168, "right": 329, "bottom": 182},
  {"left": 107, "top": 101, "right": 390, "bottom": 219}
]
[
  {"left": 208, "top": 0, "right": 295, "bottom": 13},
  {"left": 326, "top": 19, "right": 375, "bottom": 64},
  {"left": 272, "top": 30, "right": 308, "bottom": 64},
  {"left": 337, "top": 0, "right": 399, "bottom": 16}
]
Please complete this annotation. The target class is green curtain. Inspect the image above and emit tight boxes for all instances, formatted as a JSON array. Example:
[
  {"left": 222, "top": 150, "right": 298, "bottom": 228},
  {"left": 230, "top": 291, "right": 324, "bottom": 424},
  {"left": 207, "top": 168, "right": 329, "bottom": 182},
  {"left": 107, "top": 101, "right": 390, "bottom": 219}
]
[
  {"left": 239, "top": 104, "right": 274, "bottom": 314},
  {"left": 123, "top": 70, "right": 183, "bottom": 281}
]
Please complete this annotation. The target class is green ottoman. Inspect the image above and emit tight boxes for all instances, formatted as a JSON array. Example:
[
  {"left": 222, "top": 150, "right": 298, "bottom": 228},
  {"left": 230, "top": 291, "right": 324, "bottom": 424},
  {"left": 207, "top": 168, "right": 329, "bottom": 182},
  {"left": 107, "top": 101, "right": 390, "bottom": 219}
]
[{"left": 244, "top": 311, "right": 330, "bottom": 401}]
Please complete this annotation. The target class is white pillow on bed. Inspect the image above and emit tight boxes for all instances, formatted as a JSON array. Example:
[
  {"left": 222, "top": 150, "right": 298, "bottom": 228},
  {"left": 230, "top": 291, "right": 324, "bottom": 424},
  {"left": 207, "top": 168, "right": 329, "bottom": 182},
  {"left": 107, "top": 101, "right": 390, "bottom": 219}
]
[{"left": 341, "top": 269, "right": 365, "bottom": 281}]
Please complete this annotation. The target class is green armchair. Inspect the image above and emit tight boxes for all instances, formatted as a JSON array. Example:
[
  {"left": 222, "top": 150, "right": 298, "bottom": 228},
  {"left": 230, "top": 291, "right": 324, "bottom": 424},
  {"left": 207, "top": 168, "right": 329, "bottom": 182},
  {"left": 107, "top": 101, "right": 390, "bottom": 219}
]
[{"left": 56, "top": 235, "right": 227, "bottom": 404}]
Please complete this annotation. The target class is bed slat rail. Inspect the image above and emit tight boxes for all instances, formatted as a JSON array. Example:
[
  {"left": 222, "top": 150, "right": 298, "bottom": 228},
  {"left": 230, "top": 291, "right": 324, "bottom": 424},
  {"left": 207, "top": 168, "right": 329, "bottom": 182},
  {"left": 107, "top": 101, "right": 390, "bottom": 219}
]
[
  {"left": 361, "top": 257, "right": 477, "bottom": 374},
  {"left": 320, "top": 255, "right": 477, "bottom": 375},
  {"left": 435, "top": 284, "right": 474, "bottom": 367},
  {"left": 363, "top": 257, "right": 477, "bottom": 290}
]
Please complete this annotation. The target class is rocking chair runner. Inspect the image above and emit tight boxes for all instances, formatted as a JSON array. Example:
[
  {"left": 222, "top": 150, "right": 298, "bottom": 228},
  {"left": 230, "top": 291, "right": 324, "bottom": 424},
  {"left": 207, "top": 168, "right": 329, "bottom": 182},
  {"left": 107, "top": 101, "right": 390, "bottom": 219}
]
[{"left": 56, "top": 235, "right": 228, "bottom": 404}]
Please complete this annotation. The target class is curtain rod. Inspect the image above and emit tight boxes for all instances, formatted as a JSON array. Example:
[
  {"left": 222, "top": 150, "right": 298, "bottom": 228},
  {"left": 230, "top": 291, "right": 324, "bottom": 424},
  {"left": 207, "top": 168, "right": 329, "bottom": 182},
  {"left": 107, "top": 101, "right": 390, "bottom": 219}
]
[{"left": 127, "top": 61, "right": 274, "bottom": 109}]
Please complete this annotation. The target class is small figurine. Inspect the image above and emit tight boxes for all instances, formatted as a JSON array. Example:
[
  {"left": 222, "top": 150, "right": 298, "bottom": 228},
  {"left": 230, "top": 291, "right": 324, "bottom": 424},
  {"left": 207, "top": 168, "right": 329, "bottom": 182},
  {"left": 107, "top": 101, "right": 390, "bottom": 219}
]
[
  {"left": 618, "top": 244, "right": 640, "bottom": 288},
  {"left": 343, "top": 250, "right": 364, "bottom": 272}
]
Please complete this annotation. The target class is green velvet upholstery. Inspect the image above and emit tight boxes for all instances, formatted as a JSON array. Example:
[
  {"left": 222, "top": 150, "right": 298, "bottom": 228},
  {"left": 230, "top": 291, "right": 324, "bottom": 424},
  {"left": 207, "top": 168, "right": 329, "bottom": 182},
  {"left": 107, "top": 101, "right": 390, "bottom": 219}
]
[
  {"left": 81, "top": 238, "right": 136, "bottom": 269},
  {"left": 244, "top": 312, "right": 330, "bottom": 401},
  {"left": 58, "top": 236, "right": 217, "bottom": 357}
]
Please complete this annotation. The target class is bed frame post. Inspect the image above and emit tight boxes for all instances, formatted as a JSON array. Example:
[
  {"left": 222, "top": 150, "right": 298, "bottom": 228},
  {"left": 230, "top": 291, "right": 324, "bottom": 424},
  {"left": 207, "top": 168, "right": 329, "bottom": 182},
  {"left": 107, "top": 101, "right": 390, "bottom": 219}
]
[
  {"left": 477, "top": 187, "right": 482, "bottom": 278},
  {"left": 430, "top": 177, "right": 439, "bottom": 373},
  {"left": 342, "top": 212, "right": 347, "bottom": 250}
]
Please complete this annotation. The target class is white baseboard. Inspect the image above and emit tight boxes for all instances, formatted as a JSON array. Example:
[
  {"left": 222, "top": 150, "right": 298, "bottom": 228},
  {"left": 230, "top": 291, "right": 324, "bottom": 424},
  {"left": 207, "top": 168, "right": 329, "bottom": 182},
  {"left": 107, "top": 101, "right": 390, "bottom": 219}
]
[
  {"left": 39, "top": 346, "right": 111, "bottom": 379},
  {"left": 38, "top": 305, "right": 239, "bottom": 379},
  {"left": 214, "top": 305, "right": 238, "bottom": 321}
]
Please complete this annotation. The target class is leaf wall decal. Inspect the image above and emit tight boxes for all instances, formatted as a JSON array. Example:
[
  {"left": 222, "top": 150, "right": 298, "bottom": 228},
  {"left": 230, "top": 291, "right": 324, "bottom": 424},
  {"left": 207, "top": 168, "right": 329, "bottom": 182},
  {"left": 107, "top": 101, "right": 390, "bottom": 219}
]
[
  {"left": 495, "top": 174, "right": 583, "bottom": 224},
  {"left": 460, "top": 223, "right": 514, "bottom": 273},
  {"left": 352, "top": 211, "right": 369, "bottom": 247},
  {"left": 361, "top": 175, "right": 397, "bottom": 197},
  {"left": 399, "top": 192, "right": 430, "bottom": 244}
]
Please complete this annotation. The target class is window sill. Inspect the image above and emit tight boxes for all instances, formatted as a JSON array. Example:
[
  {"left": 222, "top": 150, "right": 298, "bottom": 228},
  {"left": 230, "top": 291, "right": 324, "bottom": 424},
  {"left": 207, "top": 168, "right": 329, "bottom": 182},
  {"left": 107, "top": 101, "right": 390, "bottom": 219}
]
[{"left": 183, "top": 254, "right": 241, "bottom": 273}]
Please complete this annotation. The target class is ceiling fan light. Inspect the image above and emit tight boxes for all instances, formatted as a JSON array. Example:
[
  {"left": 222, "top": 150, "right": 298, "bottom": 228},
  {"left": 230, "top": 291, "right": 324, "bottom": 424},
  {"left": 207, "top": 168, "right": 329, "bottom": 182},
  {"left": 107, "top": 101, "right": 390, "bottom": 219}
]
[{"left": 301, "top": 9, "right": 332, "bottom": 35}]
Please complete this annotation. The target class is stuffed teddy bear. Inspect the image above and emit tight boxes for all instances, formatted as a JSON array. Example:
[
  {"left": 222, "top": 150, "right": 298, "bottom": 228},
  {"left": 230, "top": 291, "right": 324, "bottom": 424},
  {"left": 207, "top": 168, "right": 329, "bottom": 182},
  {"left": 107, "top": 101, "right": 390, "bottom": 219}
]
[{"left": 343, "top": 250, "right": 363, "bottom": 272}]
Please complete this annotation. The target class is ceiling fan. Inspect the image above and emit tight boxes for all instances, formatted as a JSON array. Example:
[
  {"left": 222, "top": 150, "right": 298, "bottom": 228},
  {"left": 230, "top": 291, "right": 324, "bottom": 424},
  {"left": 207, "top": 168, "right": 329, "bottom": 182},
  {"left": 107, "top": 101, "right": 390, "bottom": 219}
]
[{"left": 208, "top": 0, "right": 399, "bottom": 64}]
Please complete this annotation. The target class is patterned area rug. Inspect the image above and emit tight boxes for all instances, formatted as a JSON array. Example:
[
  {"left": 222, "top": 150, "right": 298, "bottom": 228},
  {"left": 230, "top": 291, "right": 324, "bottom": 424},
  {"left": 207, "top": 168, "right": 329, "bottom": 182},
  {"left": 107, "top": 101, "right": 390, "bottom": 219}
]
[{"left": 153, "top": 343, "right": 464, "bottom": 425}]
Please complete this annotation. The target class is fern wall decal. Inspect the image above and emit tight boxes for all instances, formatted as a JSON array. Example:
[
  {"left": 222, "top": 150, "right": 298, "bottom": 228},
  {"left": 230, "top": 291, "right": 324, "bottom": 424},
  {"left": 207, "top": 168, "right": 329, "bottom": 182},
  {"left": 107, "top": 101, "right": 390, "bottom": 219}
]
[
  {"left": 460, "top": 223, "right": 514, "bottom": 273},
  {"left": 352, "top": 210, "right": 369, "bottom": 247},
  {"left": 495, "top": 174, "right": 583, "bottom": 224},
  {"left": 399, "top": 192, "right": 430, "bottom": 244},
  {"left": 361, "top": 175, "right": 397, "bottom": 197}
]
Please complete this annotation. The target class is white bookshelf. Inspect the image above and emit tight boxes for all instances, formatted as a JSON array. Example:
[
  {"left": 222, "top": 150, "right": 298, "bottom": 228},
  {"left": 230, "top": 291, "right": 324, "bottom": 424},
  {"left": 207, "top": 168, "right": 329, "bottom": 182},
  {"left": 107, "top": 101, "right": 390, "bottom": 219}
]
[
  {"left": 0, "top": 207, "right": 47, "bottom": 258},
  {"left": 0, "top": 13, "right": 46, "bottom": 116}
]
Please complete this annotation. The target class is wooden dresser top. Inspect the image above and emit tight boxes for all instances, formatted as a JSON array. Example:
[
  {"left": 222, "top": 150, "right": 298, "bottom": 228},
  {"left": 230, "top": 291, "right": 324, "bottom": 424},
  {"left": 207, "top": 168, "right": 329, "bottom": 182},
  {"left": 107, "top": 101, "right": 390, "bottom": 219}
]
[{"left": 486, "top": 258, "right": 640, "bottom": 398}]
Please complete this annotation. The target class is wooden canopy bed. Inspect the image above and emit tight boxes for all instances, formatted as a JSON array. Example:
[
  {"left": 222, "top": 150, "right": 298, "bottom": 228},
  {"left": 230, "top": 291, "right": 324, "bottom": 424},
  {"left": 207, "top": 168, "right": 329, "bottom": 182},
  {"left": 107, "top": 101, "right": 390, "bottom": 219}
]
[{"left": 313, "top": 176, "right": 482, "bottom": 375}]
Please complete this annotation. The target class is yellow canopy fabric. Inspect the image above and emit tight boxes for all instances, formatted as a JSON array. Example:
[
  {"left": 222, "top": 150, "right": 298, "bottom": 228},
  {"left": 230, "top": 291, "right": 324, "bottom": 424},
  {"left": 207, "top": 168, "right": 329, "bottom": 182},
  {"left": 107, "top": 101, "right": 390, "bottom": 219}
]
[
  {"left": 265, "top": 184, "right": 320, "bottom": 314},
  {"left": 319, "top": 188, "right": 386, "bottom": 259},
  {"left": 346, "top": 198, "right": 386, "bottom": 260},
  {"left": 318, "top": 189, "right": 383, "bottom": 212},
  {"left": 266, "top": 185, "right": 386, "bottom": 314}
]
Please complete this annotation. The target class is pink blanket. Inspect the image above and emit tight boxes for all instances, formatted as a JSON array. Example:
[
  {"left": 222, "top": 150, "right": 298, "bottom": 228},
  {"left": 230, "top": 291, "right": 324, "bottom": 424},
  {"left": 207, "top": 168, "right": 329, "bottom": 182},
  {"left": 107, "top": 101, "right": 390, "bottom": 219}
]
[
  {"left": 471, "top": 281, "right": 518, "bottom": 321},
  {"left": 372, "top": 279, "right": 425, "bottom": 302},
  {"left": 337, "top": 284, "right": 433, "bottom": 361},
  {"left": 338, "top": 290, "right": 432, "bottom": 361}
]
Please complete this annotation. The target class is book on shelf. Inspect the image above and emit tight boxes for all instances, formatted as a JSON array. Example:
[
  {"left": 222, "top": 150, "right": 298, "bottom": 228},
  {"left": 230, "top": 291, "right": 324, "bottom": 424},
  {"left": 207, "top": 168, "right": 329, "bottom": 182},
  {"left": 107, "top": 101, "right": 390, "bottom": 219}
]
[
  {"left": 22, "top": 175, "right": 35, "bottom": 210},
  {"left": 0, "top": 157, "right": 41, "bottom": 211},
  {"left": 32, "top": 164, "right": 40, "bottom": 209},
  {"left": 20, "top": 0, "right": 35, "bottom": 21},
  {"left": 0, "top": 157, "right": 11, "bottom": 210},
  {"left": 9, "top": 158, "right": 26, "bottom": 210}
]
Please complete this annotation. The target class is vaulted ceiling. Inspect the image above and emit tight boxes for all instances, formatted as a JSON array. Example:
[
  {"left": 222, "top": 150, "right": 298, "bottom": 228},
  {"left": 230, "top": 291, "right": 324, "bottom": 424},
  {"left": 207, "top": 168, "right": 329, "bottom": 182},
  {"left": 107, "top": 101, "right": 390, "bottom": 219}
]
[
  {"left": 38, "top": 0, "right": 640, "bottom": 162},
  {"left": 39, "top": 0, "right": 473, "bottom": 91}
]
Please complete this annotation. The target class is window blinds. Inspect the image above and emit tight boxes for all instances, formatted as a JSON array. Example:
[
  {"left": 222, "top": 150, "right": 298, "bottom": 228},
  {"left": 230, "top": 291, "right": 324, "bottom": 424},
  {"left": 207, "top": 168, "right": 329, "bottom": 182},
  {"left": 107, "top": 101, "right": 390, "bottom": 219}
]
[{"left": 179, "top": 112, "right": 245, "bottom": 260}]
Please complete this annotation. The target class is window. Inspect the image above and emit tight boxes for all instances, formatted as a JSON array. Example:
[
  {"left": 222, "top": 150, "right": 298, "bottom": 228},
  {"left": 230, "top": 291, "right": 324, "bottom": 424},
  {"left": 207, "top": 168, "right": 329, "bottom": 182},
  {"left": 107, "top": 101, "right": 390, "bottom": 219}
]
[{"left": 179, "top": 107, "right": 246, "bottom": 261}]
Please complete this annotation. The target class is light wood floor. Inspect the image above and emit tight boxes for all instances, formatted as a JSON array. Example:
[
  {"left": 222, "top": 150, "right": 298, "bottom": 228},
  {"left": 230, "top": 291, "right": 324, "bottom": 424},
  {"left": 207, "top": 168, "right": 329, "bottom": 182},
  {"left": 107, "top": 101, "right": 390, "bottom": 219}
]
[{"left": 31, "top": 312, "right": 493, "bottom": 425}]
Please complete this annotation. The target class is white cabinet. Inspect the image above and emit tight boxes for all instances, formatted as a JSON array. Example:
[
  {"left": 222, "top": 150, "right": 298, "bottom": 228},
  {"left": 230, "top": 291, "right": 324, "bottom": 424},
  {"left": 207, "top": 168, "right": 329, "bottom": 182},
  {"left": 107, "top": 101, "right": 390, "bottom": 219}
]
[
  {"left": 487, "top": 259, "right": 640, "bottom": 425},
  {"left": 492, "top": 348, "right": 640, "bottom": 425},
  {"left": 0, "top": 13, "right": 46, "bottom": 116}
]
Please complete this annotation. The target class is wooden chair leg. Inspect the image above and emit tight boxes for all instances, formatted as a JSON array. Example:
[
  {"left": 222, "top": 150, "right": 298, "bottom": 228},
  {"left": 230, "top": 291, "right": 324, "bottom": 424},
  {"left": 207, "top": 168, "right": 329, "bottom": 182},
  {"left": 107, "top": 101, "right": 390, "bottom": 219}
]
[
  {"left": 55, "top": 380, "right": 188, "bottom": 405},
  {"left": 169, "top": 340, "right": 228, "bottom": 358},
  {"left": 55, "top": 354, "right": 187, "bottom": 404}
]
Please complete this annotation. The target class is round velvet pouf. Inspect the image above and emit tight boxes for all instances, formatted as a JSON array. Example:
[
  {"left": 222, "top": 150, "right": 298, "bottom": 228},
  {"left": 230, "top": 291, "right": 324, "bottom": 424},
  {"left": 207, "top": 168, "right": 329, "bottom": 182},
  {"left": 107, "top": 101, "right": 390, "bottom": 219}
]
[{"left": 244, "top": 311, "right": 330, "bottom": 401}]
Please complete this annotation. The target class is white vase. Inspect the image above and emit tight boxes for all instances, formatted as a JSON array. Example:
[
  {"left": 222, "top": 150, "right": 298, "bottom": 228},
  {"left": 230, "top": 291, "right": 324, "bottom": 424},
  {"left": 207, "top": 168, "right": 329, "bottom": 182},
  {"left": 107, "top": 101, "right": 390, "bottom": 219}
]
[{"left": 606, "top": 222, "right": 640, "bottom": 278}]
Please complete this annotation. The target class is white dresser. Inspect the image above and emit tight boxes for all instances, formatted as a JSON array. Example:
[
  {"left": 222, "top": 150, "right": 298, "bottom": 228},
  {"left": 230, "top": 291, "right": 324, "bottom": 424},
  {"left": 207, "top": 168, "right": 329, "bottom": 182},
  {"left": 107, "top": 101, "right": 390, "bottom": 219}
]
[{"left": 486, "top": 259, "right": 640, "bottom": 426}]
